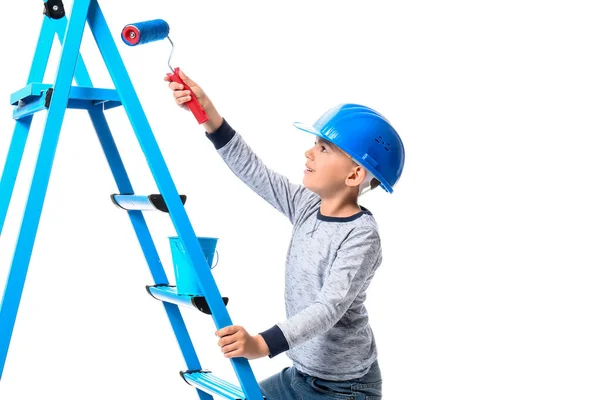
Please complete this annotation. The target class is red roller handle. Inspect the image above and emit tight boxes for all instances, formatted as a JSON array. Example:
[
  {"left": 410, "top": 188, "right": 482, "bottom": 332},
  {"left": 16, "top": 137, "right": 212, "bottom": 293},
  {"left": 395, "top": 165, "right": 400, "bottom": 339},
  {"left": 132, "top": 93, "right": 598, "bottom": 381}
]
[{"left": 167, "top": 67, "right": 209, "bottom": 124}]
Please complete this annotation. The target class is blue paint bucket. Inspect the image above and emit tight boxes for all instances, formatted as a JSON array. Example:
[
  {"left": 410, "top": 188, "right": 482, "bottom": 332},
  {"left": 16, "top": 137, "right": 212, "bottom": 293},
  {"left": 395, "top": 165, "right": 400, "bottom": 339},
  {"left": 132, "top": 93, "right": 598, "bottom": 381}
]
[{"left": 169, "top": 236, "right": 219, "bottom": 295}]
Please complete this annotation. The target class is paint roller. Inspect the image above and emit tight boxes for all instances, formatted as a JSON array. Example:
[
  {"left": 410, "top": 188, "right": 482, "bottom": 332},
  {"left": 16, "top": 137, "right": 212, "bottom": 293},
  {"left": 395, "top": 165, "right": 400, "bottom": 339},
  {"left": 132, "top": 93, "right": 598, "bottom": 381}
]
[{"left": 121, "top": 19, "right": 209, "bottom": 124}]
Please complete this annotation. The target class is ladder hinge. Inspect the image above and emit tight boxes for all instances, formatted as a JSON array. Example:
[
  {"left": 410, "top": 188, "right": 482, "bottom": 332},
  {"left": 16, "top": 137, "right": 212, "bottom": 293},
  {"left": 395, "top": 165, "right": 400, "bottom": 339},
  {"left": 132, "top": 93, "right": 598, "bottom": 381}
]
[
  {"left": 43, "top": 0, "right": 65, "bottom": 19},
  {"left": 44, "top": 88, "right": 53, "bottom": 108}
]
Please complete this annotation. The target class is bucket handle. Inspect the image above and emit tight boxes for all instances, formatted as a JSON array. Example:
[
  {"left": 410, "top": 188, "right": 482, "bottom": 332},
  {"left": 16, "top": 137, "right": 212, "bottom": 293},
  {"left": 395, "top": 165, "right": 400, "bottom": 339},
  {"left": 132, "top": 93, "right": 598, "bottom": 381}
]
[
  {"left": 212, "top": 250, "right": 219, "bottom": 270},
  {"left": 174, "top": 240, "right": 219, "bottom": 269}
]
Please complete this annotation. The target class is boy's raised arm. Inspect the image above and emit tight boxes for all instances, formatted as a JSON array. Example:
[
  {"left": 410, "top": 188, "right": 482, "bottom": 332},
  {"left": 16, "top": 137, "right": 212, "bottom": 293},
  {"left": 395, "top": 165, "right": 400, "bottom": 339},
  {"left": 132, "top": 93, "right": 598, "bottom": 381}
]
[{"left": 165, "top": 70, "right": 317, "bottom": 223}]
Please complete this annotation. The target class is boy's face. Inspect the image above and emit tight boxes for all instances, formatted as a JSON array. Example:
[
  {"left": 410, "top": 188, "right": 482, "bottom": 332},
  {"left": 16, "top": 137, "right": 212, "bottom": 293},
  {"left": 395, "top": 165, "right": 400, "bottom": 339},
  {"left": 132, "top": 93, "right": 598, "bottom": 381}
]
[{"left": 303, "top": 137, "right": 360, "bottom": 197}]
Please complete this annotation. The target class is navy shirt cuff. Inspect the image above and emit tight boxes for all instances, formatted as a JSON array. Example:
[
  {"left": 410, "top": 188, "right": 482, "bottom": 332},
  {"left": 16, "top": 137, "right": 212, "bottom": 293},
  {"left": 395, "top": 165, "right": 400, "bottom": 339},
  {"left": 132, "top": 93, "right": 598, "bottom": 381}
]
[
  {"left": 205, "top": 118, "right": 236, "bottom": 150},
  {"left": 259, "top": 325, "right": 289, "bottom": 358}
]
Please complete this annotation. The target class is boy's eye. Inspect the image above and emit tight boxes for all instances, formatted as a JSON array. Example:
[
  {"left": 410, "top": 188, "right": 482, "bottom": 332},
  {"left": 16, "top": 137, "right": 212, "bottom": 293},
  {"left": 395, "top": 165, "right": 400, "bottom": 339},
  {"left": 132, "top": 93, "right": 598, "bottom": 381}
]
[{"left": 320, "top": 146, "right": 327, "bottom": 152}]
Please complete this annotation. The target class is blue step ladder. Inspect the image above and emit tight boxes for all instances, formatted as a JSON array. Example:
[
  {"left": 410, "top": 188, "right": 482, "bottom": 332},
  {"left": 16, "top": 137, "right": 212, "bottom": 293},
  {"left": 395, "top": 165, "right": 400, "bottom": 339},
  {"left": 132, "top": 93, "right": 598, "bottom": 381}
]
[{"left": 0, "top": 1, "right": 264, "bottom": 399}]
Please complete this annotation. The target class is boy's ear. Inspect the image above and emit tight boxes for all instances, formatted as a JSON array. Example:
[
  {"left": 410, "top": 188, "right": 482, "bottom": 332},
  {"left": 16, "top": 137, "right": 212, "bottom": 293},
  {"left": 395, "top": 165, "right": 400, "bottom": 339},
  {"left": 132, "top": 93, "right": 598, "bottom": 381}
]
[{"left": 346, "top": 166, "right": 367, "bottom": 188}]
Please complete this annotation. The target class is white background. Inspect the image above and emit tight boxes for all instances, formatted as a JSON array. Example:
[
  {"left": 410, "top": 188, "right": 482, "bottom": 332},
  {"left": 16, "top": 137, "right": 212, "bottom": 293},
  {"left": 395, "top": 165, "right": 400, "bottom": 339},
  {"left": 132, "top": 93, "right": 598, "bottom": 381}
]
[{"left": 1, "top": 1, "right": 599, "bottom": 399}]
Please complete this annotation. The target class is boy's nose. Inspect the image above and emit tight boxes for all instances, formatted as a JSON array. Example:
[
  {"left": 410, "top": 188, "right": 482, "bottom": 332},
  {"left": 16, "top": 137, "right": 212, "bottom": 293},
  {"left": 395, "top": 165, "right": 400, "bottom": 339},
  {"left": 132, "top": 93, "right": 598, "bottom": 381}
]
[{"left": 305, "top": 148, "right": 314, "bottom": 159}]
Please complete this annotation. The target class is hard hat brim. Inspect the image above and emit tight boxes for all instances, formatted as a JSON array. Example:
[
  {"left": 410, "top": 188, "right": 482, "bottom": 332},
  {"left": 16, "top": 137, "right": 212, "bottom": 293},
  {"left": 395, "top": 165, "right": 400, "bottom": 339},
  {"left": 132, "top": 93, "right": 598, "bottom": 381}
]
[{"left": 292, "top": 122, "right": 324, "bottom": 138}]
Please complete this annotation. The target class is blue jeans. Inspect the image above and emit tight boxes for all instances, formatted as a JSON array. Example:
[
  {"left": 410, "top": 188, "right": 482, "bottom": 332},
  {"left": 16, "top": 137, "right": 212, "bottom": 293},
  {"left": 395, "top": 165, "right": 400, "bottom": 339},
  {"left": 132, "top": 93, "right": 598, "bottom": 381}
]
[{"left": 259, "top": 360, "right": 382, "bottom": 399}]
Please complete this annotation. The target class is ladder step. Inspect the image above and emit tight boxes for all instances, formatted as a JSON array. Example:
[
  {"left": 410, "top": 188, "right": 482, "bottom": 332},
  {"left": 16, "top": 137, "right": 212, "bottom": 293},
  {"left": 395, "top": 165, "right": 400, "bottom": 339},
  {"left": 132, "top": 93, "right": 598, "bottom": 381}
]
[
  {"left": 181, "top": 370, "right": 249, "bottom": 400},
  {"left": 10, "top": 84, "right": 53, "bottom": 120},
  {"left": 10, "top": 83, "right": 52, "bottom": 106},
  {"left": 10, "top": 83, "right": 122, "bottom": 119},
  {"left": 111, "top": 194, "right": 187, "bottom": 213},
  {"left": 146, "top": 285, "right": 229, "bottom": 315}
]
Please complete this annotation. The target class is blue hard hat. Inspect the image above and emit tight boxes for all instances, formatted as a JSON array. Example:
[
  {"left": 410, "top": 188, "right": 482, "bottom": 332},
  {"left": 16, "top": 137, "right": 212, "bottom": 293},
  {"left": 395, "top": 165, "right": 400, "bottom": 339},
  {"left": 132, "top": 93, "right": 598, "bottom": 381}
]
[{"left": 294, "top": 103, "right": 405, "bottom": 193}]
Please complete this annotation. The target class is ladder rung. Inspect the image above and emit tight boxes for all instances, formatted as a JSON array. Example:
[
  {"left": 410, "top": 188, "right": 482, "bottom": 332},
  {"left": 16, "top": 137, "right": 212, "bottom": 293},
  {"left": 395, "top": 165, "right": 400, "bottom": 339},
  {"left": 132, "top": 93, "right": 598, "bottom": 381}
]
[
  {"left": 63, "top": 86, "right": 122, "bottom": 110},
  {"left": 10, "top": 83, "right": 52, "bottom": 106},
  {"left": 146, "top": 285, "right": 229, "bottom": 315},
  {"left": 10, "top": 83, "right": 122, "bottom": 119},
  {"left": 111, "top": 194, "right": 187, "bottom": 213},
  {"left": 11, "top": 84, "right": 53, "bottom": 120},
  {"left": 181, "top": 370, "right": 248, "bottom": 400}
]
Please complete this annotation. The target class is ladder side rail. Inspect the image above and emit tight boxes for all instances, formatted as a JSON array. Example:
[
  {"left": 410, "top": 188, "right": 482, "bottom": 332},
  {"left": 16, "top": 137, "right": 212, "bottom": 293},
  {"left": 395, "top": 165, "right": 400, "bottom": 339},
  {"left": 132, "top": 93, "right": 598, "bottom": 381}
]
[
  {"left": 0, "top": 14, "right": 57, "bottom": 236},
  {"left": 87, "top": 2, "right": 264, "bottom": 398},
  {"left": 61, "top": 9, "right": 212, "bottom": 398},
  {"left": 0, "top": 0, "right": 91, "bottom": 379}
]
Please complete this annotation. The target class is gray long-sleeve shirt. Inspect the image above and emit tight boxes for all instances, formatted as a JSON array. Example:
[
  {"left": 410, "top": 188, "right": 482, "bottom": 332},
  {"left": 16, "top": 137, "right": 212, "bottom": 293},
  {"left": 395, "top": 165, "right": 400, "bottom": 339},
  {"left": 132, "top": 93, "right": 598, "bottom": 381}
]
[{"left": 207, "top": 119, "right": 382, "bottom": 380}]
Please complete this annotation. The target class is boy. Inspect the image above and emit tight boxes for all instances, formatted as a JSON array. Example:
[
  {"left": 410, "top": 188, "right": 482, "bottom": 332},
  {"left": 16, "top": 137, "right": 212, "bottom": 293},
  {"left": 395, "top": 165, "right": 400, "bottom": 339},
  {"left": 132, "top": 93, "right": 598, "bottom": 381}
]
[{"left": 165, "top": 70, "right": 404, "bottom": 399}]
